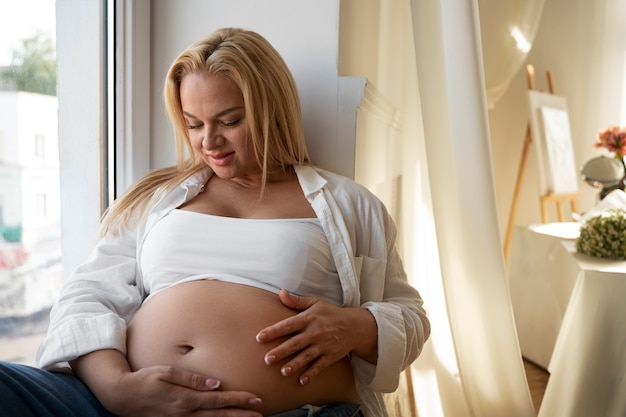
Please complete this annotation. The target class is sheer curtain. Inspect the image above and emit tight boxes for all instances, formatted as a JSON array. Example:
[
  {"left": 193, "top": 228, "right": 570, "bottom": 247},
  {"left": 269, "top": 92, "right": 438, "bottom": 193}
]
[
  {"left": 581, "top": 0, "right": 626, "bottom": 138},
  {"left": 478, "top": 0, "right": 546, "bottom": 109},
  {"left": 409, "top": 0, "right": 535, "bottom": 415}
]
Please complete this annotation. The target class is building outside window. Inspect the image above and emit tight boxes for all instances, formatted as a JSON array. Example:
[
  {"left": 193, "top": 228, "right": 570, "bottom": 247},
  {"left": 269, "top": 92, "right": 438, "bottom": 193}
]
[
  {"left": 34, "top": 134, "right": 46, "bottom": 161},
  {"left": 0, "top": 0, "right": 62, "bottom": 365}
]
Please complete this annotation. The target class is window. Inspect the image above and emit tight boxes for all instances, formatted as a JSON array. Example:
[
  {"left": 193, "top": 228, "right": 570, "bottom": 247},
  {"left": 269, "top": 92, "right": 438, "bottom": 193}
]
[
  {"left": 35, "top": 193, "right": 47, "bottom": 217},
  {"left": 0, "top": 0, "right": 111, "bottom": 366},
  {"left": 34, "top": 134, "right": 45, "bottom": 160},
  {"left": 0, "top": 0, "right": 59, "bottom": 365}
]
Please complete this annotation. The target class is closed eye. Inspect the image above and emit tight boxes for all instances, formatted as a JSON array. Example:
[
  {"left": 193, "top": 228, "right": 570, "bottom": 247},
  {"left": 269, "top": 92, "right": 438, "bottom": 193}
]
[
  {"left": 186, "top": 123, "right": 202, "bottom": 130},
  {"left": 222, "top": 119, "right": 241, "bottom": 127}
]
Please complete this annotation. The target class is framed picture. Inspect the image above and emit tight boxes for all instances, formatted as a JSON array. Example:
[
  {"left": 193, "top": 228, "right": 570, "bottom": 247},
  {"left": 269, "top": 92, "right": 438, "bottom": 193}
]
[{"left": 527, "top": 90, "right": 579, "bottom": 195}]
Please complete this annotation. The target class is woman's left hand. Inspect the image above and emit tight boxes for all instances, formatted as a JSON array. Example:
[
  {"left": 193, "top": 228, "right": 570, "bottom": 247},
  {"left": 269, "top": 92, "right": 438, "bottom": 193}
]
[{"left": 255, "top": 289, "right": 377, "bottom": 385}]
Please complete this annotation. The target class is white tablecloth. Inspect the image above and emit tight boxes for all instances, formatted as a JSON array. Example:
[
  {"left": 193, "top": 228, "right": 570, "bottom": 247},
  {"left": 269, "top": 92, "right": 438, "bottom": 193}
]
[{"left": 508, "top": 223, "right": 626, "bottom": 417}]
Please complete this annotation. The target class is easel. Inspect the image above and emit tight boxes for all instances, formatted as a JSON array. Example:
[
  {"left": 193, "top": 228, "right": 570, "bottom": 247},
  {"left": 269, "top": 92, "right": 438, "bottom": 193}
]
[{"left": 503, "top": 65, "right": 580, "bottom": 262}]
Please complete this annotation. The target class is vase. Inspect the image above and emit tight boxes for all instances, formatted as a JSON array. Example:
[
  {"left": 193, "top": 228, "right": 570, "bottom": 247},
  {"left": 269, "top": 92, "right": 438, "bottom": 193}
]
[{"left": 599, "top": 155, "right": 626, "bottom": 200}]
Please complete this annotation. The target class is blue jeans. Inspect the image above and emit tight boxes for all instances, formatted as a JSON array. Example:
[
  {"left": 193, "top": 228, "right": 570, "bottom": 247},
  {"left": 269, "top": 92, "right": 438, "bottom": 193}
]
[
  {"left": 268, "top": 403, "right": 363, "bottom": 417},
  {"left": 0, "top": 362, "right": 115, "bottom": 417},
  {"left": 0, "top": 362, "right": 363, "bottom": 417}
]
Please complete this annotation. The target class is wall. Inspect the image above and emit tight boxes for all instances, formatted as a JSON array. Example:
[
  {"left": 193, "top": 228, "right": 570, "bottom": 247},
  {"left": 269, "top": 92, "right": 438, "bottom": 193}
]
[{"left": 488, "top": 0, "right": 626, "bottom": 236}]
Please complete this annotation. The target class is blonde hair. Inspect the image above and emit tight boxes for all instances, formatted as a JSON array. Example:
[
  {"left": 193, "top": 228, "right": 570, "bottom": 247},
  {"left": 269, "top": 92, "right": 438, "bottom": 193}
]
[{"left": 100, "top": 28, "right": 311, "bottom": 235}]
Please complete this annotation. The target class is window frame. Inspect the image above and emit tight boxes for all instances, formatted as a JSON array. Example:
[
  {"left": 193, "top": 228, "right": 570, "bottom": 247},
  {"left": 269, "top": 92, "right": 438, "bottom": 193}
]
[
  {"left": 57, "top": 0, "right": 151, "bottom": 275},
  {"left": 114, "top": 0, "right": 151, "bottom": 196}
]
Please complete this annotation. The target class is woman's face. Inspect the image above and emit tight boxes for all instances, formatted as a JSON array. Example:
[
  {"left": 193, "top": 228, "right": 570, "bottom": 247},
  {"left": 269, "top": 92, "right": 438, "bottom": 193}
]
[{"left": 180, "top": 71, "right": 260, "bottom": 183}]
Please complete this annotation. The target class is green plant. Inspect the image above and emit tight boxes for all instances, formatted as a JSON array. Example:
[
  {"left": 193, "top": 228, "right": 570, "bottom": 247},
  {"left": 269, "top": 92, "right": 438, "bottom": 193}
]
[
  {"left": 576, "top": 208, "right": 626, "bottom": 260},
  {"left": 0, "top": 33, "right": 56, "bottom": 96}
]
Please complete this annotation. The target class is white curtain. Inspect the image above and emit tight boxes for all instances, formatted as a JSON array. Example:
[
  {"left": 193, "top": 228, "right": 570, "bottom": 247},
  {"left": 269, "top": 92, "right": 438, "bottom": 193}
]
[
  {"left": 478, "top": 0, "right": 546, "bottom": 109},
  {"left": 581, "top": 0, "right": 626, "bottom": 136},
  {"left": 408, "top": 0, "right": 535, "bottom": 415}
]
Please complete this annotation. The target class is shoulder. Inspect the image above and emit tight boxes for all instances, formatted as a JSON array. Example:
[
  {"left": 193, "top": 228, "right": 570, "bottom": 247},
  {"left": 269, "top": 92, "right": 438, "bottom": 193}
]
[
  {"left": 143, "top": 167, "right": 212, "bottom": 217},
  {"left": 301, "top": 166, "right": 388, "bottom": 215},
  {"left": 300, "top": 165, "right": 370, "bottom": 194}
]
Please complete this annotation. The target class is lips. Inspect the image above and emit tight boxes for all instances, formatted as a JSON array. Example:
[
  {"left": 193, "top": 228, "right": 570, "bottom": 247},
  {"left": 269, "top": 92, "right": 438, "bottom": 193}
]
[{"left": 208, "top": 151, "right": 235, "bottom": 167}]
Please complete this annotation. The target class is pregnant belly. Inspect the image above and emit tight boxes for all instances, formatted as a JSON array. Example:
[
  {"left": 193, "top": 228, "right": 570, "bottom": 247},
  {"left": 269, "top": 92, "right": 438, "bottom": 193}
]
[{"left": 126, "top": 280, "right": 357, "bottom": 415}]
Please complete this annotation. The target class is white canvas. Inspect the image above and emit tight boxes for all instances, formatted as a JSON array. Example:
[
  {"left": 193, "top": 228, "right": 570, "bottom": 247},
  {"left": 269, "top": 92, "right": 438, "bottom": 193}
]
[
  {"left": 539, "top": 105, "right": 579, "bottom": 194},
  {"left": 527, "top": 90, "right": 579, "bottom": 195}
]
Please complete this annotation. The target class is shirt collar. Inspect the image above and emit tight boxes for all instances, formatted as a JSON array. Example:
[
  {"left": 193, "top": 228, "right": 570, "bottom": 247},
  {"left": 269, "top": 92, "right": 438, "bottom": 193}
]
[
  {"left": 295, "top": 165, "right": 327, "bottom": 197},
  {"left": 180, "top": 167, "right": 213, "bottom": 201},
  {"left": 179, "top": 165, "right": 325, "bottom": 200}
]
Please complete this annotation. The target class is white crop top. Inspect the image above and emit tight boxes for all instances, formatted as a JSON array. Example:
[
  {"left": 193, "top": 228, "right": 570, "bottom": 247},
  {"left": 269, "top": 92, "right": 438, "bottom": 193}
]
[{"left": 140, "top": 209, "right": 343, "bottom": 305}]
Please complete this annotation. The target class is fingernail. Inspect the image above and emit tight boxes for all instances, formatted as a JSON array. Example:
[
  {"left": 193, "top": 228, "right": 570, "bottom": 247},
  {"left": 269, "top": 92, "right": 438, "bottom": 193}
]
[
  {"left": 281, "top": 366, "right": 292, "bottom": 376},
  {"left": 256, "top": 332, "right": 266, "bottom": 342},
  {"left": 205, "top": 378, "right": 221, "bottom": 389},
  {"left": 300, "top": 376, "right": 309, "bottom": 386},
  {"left": 264, "top": 354, "right": 276, "bottom": 365},
  {"left": 248, "top": 397, "right": 262, "bottom": 405}
]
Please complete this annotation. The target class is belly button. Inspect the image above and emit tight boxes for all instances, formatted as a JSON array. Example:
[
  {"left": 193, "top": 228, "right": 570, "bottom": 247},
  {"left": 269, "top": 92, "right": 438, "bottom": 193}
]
[{"left": 177, "top": 344, "right": 195, "bottom": 354}]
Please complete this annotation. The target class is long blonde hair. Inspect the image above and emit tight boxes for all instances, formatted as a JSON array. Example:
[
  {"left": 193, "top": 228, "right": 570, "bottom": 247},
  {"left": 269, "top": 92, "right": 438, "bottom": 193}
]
[{"left": 100, "top": 28, "right": 311, "bottom": 235}]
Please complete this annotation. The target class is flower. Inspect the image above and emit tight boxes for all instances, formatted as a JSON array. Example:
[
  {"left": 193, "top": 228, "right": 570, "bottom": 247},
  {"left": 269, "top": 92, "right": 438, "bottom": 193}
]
[
  {"left": 576, "top": 208, "right": 626, "bottom": 260},
  {"left": 594, "top": 125, "right": 626, "bottom": 160}
]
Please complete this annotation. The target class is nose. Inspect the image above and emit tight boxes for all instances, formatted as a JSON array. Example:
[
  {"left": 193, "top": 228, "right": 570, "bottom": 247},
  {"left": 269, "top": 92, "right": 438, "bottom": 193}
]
[{"left": 201, "top": 126, "right": 223, "bottom": 150}]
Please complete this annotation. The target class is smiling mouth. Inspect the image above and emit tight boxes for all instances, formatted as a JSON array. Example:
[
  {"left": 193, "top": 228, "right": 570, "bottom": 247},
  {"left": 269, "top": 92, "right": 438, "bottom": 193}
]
[{"left": 209, "top": 151, "right": 235, "bottom": 166}]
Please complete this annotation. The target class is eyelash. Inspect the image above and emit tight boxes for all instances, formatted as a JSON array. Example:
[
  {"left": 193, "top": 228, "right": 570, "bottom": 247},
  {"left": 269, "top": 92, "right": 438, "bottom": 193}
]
[{"left": 185, "top": 120, "right": 241, "bottom": 130}]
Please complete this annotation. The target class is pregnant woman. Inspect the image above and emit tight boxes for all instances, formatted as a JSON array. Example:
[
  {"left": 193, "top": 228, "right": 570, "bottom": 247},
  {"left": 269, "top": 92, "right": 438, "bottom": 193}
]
[{"left": 0, "top": 28, "right": 429, "bottom": 417}]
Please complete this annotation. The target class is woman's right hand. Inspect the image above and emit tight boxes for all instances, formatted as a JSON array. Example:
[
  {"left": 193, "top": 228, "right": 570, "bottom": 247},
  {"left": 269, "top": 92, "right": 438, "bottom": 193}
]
[
  {"left": 111, "top": 365, "right": 264, "bottom": 417},
  {"left": 70, "top": 349, "right": 263, "bottom": 417}
]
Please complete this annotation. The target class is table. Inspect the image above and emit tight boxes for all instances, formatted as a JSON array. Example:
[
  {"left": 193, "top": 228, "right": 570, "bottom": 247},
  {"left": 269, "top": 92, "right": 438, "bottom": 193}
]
[{"left": 508, "top": 223, "right": 626, "bottom": 417}]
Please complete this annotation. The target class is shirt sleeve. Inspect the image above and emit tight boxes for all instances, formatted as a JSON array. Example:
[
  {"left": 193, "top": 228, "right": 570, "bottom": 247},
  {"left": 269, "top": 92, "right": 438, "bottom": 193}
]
[
  {"left": 351, "top": 199, "right": 430, "bottom": 392},
  {"left": 36, "top": 227, "right": 143, "bottom": 368}
]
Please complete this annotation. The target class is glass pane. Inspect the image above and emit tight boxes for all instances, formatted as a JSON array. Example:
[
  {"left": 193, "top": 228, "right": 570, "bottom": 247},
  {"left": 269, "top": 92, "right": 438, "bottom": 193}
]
[{"left": 0, "top": 0, "right": 60, "bottom": 365}]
